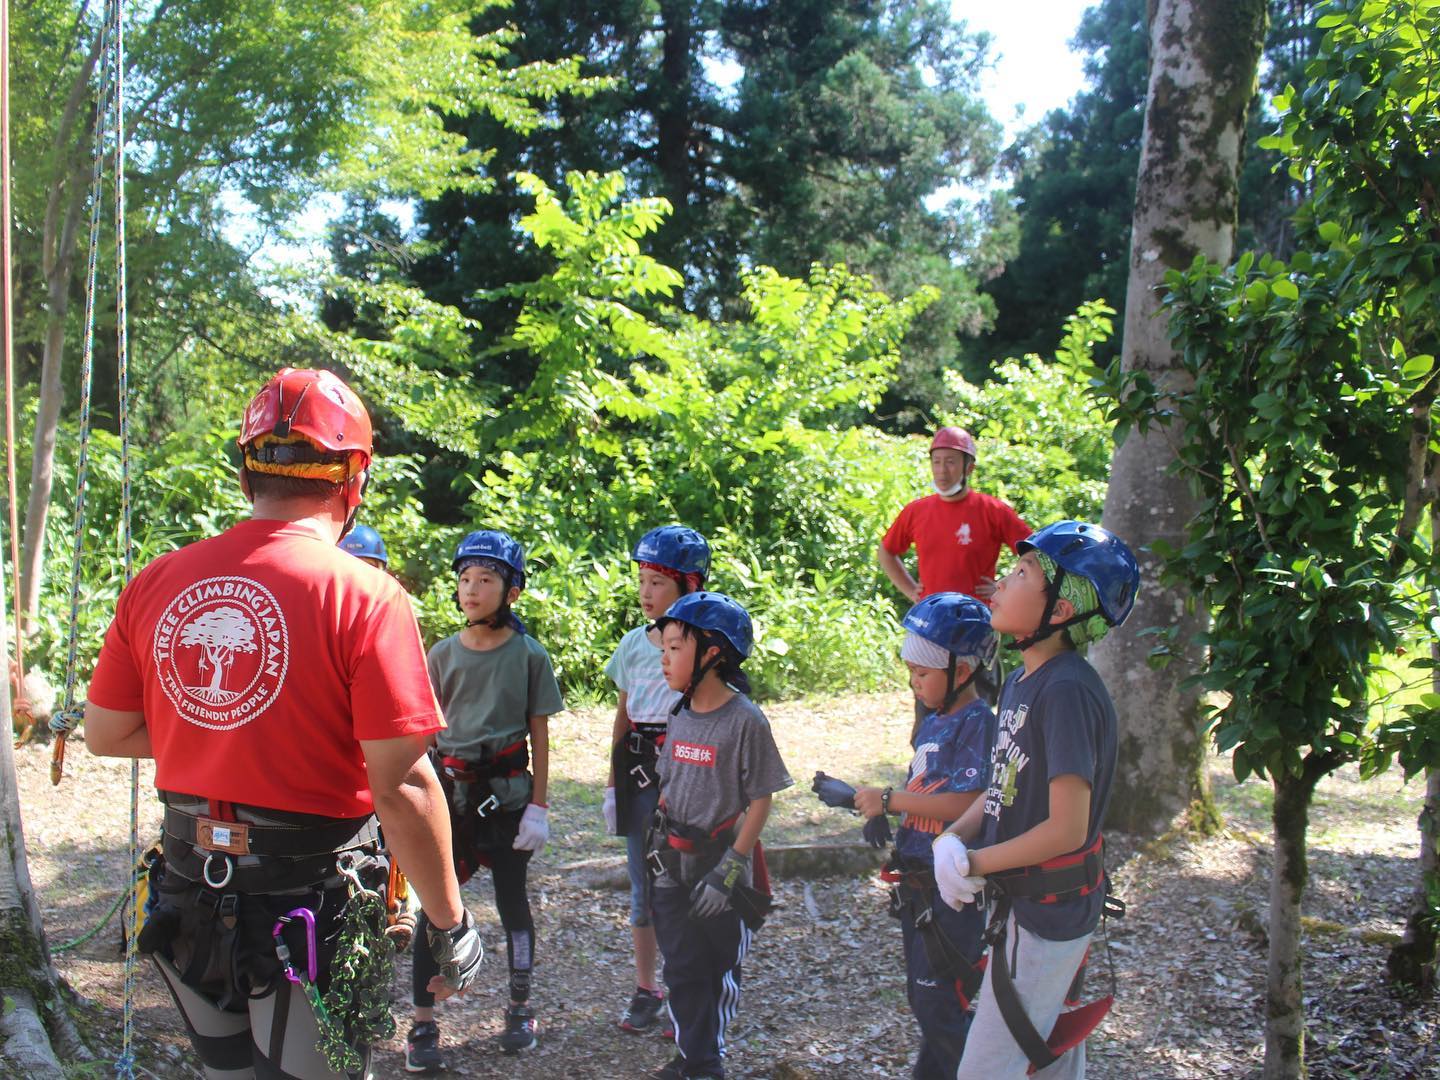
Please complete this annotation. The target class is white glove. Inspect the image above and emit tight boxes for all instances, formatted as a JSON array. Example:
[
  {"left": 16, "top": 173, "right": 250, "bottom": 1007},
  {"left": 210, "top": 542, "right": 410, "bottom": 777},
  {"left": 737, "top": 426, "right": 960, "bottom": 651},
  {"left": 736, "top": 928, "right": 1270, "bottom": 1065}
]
[
  {"left": 933, "top": 833, "right": 976, "bottom": 909},
  {"left": 603, "top": 786, "right": 617, "bottom": 834},
  {"left": 512, "top": 803, "right": 550, "bottom": 851}
]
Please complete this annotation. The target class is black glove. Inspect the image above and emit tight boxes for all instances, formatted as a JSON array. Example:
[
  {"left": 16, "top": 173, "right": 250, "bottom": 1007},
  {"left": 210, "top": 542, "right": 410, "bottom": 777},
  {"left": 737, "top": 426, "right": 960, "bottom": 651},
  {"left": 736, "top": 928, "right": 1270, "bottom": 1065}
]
[
  {"left": 862, "top": 813, "right": 893, "bottom": 849},
  {"left": 812, "top": 770, "right": 857, "bottom": 810},
  {"left": 425, "top": 908, "right": 484, "bottom": 992},
  {"left": 689, "top": 849, "right": 749, "bottom": 919}
]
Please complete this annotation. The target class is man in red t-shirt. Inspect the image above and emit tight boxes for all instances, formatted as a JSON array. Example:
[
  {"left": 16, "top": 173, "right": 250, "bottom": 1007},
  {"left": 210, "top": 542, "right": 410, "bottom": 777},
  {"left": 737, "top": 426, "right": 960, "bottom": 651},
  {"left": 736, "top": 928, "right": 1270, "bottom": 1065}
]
[
  {"left": 878, "top": 427, "right": 1030, "bottom": 604},
  {"left": 85, "top": 368, "right": 482, "bottom": 1079}
]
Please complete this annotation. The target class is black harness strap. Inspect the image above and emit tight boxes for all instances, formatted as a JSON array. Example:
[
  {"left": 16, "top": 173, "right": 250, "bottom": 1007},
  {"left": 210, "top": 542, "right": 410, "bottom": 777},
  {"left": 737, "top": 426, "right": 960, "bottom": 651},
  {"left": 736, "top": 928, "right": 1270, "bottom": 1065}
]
[{"left": 987, "top": 895, "right": 1063, "bottom": 1072}]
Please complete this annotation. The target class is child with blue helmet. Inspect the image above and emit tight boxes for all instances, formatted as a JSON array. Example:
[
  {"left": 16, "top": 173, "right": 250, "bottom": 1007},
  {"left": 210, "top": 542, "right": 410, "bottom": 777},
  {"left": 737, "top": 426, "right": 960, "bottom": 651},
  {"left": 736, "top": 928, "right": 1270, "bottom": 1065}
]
[
  {"left": 406, "top": 529, "right": 564, "bottom": 1071},
  {"left": 813, "top": 592, "right": 997, "bottom": 1079},
  {"left": 604, "top": 525, "right": 711, "bottom": 1035},
  {"left": 338, "top": 523, "right": 389, "bottom": 569},
  {"left": 933, "top": 521, "right": 1139, "bottom": 1080},
  {"left": 645, "top": 592, "right": 792, "bottom": 1080}
]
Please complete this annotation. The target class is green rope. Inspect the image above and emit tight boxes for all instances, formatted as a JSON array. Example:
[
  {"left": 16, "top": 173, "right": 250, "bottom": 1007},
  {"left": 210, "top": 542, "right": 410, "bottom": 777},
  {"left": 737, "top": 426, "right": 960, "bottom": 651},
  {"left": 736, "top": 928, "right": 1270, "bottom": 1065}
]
[
  {"left": 313, "top": 888, "right": 397, "bottom": 1073},
  {"left": 51, "top": 882, "right": 133, "bottom": 955}
]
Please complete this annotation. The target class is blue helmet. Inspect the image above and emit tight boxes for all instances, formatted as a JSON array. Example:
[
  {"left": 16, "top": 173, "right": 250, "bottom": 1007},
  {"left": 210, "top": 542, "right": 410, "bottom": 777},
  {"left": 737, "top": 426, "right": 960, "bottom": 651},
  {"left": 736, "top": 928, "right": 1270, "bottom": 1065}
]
[
  {"left": 902, "top": 593, "right": 997, "bottom": 666},
  {"left": 453, "top": 529, "right": 526, "bottom": 589},
  {"left": 1018, "top": 520, "right": 1139, "bottom": 627},
  {"left": 631, "top": 525, "right": 711, "bottom": 579},
  {"left": 339, "top": 524, "right": 388, "bottom": 565},
  {"left": 656, "top": 591, "right": 753, "bottom": 659}
]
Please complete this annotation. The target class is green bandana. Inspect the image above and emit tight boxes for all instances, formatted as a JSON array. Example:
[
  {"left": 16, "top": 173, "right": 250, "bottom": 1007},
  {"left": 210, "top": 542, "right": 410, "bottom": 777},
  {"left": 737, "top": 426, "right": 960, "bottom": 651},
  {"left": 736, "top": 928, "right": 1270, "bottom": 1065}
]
[{"left": 1034, "top": 552, "right": 1110, "bottom": 647}]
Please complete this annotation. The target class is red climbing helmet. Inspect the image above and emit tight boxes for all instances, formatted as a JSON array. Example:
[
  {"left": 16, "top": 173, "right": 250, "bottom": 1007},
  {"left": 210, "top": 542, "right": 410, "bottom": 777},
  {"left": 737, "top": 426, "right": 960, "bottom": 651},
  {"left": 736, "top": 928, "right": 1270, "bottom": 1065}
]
[
  {"left": 930, "top": 426, "right": 977, "bottom": 460},
  {"left": 238, "top": 368, "right": 373, "bottom": 469}
]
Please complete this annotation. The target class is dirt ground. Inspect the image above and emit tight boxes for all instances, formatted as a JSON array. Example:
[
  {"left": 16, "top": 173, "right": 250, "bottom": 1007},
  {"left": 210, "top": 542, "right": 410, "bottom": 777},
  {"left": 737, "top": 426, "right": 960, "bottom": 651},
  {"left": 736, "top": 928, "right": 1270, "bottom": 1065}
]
[{"left": 14, "top": 689, "right": 1438, "bottom": 1078}]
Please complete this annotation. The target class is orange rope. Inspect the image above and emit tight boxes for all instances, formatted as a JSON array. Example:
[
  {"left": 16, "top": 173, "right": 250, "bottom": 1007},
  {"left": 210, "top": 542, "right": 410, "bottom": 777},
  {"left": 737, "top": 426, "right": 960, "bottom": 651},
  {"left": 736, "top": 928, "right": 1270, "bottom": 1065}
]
[{"left": 2, "top": 0, "right": 25, "bottom": 710}]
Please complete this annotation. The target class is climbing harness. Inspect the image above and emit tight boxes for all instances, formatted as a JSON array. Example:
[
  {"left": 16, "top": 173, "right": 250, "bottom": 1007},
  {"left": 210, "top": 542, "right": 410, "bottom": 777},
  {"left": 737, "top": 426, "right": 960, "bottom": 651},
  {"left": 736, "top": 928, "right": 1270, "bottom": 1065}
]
[
  {"left": 645, "top": 806, "right": 774, "bottom": 930},
  {"left": 981, "top": 833, "right": 1125, "bottom": 1073},
  {"left": 612, "top": 724, "right": 664, "bottom": 826},
  {"left": 879, "top": 851, "right": 987, "bottom": 1010}
]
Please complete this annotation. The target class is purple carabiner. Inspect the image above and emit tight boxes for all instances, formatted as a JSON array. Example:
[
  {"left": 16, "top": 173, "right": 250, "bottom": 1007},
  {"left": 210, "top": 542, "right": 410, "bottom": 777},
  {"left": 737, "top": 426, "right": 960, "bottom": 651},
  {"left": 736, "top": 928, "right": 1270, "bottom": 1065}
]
[{"left": 271, "top": 907, "right": 318, "bottom": 984}]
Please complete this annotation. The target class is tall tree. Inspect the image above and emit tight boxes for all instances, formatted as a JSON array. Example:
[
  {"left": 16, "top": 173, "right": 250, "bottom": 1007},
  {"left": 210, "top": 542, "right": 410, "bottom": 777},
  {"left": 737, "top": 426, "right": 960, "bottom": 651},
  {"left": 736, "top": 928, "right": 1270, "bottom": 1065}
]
[
  {"left": 1088, "top": 0, "right": 1268, "bottom": 834},
  {"left": 982, "top": 0, "right": 1315, "bottom": 364},
  {"left": 13, "top": 0, "right": 593, "bottom": 621},
  {"left": 397, "top": 0, "right": 1010, "bottom": 430}
]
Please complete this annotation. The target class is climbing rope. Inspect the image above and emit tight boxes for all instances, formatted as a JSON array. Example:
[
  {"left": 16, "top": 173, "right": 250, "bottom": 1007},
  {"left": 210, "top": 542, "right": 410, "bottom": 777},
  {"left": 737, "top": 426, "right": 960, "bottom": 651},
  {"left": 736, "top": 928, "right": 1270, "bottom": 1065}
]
[
  {"left": 315, "top": 860, "right": 397, "bottom": 1073},
  {"left": 1, "top": 0, "right": 20, "bottom": 725},
  {"left": 35, "top": 1, "right": 139, "bottom": 1075},
  {"left": 110, "top": 3, "right": 140, "bottom": 1075}
]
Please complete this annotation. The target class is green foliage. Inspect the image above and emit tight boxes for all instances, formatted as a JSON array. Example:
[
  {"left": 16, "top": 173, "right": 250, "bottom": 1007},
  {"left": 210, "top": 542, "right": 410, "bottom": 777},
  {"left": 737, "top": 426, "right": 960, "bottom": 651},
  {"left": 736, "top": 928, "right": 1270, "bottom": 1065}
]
[
  {"left": 395, "top": 0, "right": 1014, "bottom": 430},
  {"left": 1094, "top": 0, "right": 1440, "bottom": 787}
]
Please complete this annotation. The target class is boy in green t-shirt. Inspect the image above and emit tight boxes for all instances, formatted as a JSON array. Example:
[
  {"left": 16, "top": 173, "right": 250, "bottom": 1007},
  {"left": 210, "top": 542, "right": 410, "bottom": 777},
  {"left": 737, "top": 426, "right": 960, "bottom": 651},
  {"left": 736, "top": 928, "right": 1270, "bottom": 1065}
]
[{"left": 405, "top": 530, "right": 564, "bottom": 1072}]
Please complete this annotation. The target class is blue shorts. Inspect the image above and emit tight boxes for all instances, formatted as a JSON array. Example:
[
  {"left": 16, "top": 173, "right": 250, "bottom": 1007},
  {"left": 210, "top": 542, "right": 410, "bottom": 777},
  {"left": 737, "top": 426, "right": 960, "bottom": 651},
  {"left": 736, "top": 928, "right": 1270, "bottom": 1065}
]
[{"left": 623, "top": 782, "right": 661, "bottom": 926}]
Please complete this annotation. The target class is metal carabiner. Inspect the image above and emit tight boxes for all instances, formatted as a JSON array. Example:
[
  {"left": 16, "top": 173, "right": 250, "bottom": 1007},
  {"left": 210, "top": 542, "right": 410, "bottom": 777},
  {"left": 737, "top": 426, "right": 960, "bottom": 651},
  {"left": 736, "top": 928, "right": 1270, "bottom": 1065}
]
[
  {"left": 202, "top": 851, "right": 234, "bottom": 890},
  {"left": 335, "top": 849, "right": 379, "bottom": 899},
  {"left": 272, "top": 907, "right": 318, "bottom": 984}
]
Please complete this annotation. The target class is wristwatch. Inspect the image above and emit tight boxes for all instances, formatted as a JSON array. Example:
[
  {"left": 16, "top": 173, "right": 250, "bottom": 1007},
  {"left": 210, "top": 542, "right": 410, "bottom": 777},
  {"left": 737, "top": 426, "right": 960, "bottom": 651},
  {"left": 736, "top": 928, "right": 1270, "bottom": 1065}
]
[{"left": 881, "top": 786, "right": 893, "bottom": 815}]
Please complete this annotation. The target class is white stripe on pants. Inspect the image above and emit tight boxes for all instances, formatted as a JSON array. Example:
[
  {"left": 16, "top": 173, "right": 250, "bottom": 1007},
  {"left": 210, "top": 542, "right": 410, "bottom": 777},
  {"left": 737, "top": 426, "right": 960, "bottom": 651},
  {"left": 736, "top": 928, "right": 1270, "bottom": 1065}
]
[{"left": 956, "top": 913, "right": 1093, "bottom": 1080}]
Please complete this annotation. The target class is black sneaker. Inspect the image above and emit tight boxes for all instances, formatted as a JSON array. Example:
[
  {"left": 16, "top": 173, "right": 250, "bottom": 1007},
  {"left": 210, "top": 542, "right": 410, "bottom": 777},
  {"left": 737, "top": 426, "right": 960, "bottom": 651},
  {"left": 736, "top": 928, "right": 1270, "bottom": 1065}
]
[
  {"left": 619, "top": 987, "right": 666, "bottom": 1033},
  {"left": 645, "top": 1057, "right": 685, "bottom": 1080},
  {"left": 405, "top": 1021, "right": 445, "bottom": 1074},
  {"left": 499, "top": 1004, "right": 538, "bottom": 1053}
]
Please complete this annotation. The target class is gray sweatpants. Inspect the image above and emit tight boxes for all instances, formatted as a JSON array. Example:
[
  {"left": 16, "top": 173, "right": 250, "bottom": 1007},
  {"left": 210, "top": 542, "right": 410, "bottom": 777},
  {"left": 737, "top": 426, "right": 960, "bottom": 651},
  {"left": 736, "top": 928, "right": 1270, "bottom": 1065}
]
[{"left": 955, "top": 913, "right": 1092, "bottom": 1080}]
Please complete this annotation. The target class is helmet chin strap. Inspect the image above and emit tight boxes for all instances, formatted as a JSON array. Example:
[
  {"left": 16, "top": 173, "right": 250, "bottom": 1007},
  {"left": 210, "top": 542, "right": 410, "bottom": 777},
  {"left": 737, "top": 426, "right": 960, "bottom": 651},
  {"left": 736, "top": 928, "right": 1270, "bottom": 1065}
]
[
  {"left": 938, "top": 653, "right": 981, "bottom": 713},
  {"left": 1008, "top": 567, "right": 1107, "bottom": 652},
  {"left": 671, "top": 636, "right": 723, "bottom": 715}
]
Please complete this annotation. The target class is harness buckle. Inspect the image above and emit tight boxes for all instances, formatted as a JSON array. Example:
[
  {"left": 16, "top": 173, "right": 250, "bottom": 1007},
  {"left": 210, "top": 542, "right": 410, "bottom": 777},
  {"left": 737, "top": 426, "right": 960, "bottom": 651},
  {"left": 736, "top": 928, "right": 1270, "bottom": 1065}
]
[
  {"left": 1104, "top": 893, "right": 1126, "bottom": 920},
  {"left": 626, "top": 730, "right": 651, "bottom": 755},
  {"left": 646, "top": 847, "right": 669, "bottom": 879},
  {"left": 476, "top": 793, "right": 500, "bottom": 818},
  {"left": 629, "top": 762, "right": 653, "bottom": 789},
  {"left": 202, "top": 851, "right": 234, "bottom": 890}
]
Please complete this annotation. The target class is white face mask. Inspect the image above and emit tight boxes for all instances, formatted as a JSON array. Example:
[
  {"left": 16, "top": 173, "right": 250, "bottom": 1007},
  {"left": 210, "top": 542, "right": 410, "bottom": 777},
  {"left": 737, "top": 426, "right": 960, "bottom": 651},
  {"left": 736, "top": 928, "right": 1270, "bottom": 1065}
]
[{"left": 934, "top": 477, "right": 967, "bottom": 497}]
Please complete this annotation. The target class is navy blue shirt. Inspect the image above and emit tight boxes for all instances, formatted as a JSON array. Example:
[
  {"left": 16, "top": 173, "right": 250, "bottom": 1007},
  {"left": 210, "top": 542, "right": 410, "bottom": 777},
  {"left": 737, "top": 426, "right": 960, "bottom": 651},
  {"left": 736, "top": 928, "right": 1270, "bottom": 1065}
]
[
  {"left": 978, "top": 651, "right": 1117, "bottom": 941},
  {"left": 895, "top": 698, "right": 995, "bottom": 861}
]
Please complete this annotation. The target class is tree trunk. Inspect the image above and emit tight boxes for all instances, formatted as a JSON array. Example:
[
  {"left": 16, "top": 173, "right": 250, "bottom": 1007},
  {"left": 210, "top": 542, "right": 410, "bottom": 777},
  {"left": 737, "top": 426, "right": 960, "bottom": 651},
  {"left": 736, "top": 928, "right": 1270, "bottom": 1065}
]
[
  {"left": 18, "top": 33, "right": 101, "bottom": 620},
  {"left": 653, "top": 0, "right": 694, "bottom": 281},
  {"left": 1266, "top": 763, "right": 1327, "bottom": 1080},
  {"left": 1388, "top": 500, "right": 1440, "bottom": 989},
  {"left": 1090, "top": 0, "right": 1268, "bottom": 836},
  {"left": 0, "top": 522, "right": 67, "bottom": 1069}
]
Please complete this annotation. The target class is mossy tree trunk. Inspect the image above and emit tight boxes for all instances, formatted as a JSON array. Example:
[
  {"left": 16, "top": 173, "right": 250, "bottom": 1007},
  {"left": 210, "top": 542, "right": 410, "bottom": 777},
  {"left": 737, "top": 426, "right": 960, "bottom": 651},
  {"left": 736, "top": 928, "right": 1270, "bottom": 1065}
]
[
  {"left": 0, "top": 536, "right": 68, "bottom": 1066},
  {"left": 1091, "top": 0, "right": 1268, "bottom": 835}
]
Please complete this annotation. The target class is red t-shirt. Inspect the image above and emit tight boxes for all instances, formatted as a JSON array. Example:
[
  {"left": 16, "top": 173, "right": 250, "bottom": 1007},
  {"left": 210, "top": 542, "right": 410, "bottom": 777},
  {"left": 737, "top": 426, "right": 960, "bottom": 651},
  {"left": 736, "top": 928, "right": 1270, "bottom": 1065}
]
[
  {"left": 88, "top": 518, "right": 443, "bottom": 817},
  {"left": 881, "top": 492, "right": 1031, "bottom": 599}
]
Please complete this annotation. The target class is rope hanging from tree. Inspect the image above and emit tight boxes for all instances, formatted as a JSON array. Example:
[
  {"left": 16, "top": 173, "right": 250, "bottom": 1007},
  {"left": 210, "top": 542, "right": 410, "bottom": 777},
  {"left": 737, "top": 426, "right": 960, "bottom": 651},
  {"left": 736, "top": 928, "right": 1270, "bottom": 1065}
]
[{"left": 31, "top": 0, "right": 140, "bottom": 1073}]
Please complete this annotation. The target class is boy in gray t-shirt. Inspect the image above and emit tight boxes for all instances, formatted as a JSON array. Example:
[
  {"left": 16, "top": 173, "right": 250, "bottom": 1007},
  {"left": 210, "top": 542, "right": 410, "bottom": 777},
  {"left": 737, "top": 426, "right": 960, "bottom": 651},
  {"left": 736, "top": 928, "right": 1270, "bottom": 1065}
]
[{"left": 646, "top": 592, "right": 792, "bottom": 1080}]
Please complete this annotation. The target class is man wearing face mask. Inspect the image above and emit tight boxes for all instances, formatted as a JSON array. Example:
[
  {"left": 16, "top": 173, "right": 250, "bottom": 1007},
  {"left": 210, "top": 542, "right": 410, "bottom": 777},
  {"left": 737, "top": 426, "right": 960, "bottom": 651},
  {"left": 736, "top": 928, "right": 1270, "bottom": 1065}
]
[{"left": 878, "top": 428, "right": 1030, "bottom": 606}]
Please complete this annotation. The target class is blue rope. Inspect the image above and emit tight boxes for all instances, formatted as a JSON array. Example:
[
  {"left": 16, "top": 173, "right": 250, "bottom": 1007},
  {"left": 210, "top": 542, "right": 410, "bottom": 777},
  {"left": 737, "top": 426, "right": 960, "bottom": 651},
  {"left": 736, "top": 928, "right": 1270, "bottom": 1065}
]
[
  {"left": 110, "top": 0, "right": 138, "bottom": 1077},
  {"left": 110, "top": 1, "right": 139, "bottom": 1074}
]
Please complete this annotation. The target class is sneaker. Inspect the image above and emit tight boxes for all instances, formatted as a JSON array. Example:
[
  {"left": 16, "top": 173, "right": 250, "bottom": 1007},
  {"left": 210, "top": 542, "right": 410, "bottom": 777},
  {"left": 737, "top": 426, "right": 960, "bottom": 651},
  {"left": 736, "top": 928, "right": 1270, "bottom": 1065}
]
[
  {"left": 645, "top": 1057, "right": 685, "bottom": 1080},
  {"left": 620, "top": 987, "right": 666, "bottom": 1033},
  {"left": 498, "top": 1004, "right": 538, "bottom": 1054},
  {"left": 404, "top": 1021, "right": 445, "bottom": 1074}
]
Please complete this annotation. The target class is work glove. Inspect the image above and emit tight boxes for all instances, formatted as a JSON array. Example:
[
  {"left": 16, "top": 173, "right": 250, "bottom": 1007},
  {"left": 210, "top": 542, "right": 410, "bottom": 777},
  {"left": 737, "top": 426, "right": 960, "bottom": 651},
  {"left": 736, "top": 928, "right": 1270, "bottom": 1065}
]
[
  {"left": 603, "top": 786, "right": 617, "bottom": 834},
  {"left": 812, "top": 770, "right": 858, "bottom": 810},
  {"left": 932, "top": 834, "right": 978, "bottom": 910},
  {"left": 512, "top": 803, "right": 550, "bottom": 852},
  {"left": 689, "top": 848, "right": 749, "bottom": 919},
  {"left": 862, "top": 813, "right": 893, "bottom": 849},
  {"left": 426, "top": 908, "right": 484, "bottom": 992}
]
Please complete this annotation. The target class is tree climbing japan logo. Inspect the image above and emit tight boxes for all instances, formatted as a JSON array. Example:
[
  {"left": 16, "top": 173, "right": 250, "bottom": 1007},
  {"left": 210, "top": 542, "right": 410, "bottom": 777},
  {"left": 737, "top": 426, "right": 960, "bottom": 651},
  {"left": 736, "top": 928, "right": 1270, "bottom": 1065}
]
[{"left": 153, "top": 576, "right": 290, "bottom": 730}]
